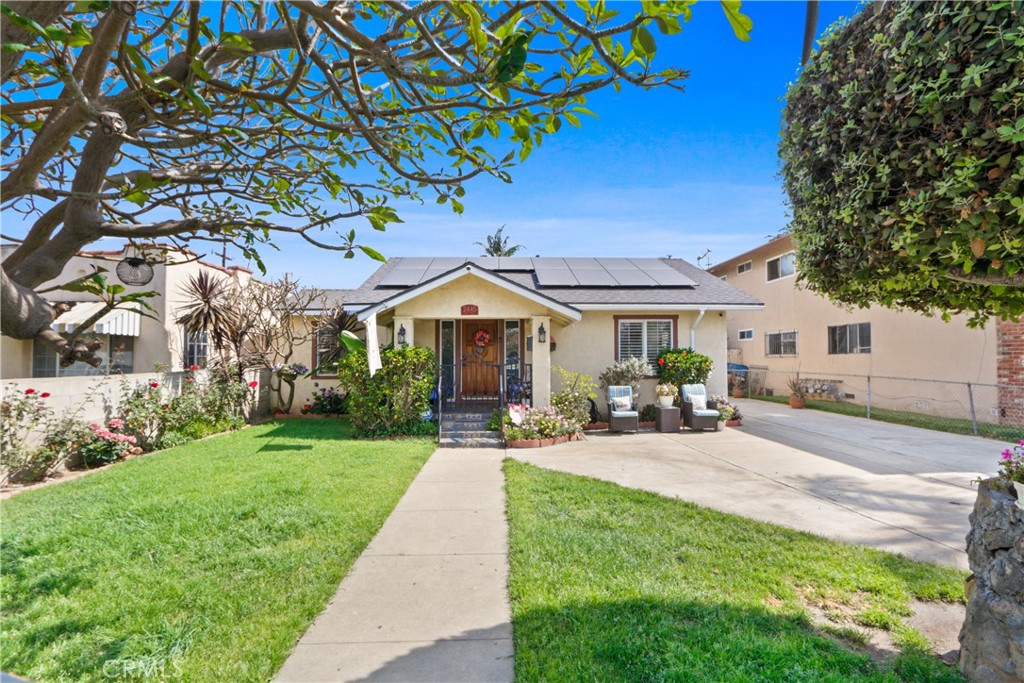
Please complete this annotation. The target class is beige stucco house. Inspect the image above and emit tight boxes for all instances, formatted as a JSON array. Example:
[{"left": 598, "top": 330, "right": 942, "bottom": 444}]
[
  {"left": 289, "top": 257, "right": 763, "bottom": 413},
  {"left": 0, "top": 243, "right": 251, "bottom": 380},
  {"left": 708, "top": 235, "right": 1024, "bottom": 427}
]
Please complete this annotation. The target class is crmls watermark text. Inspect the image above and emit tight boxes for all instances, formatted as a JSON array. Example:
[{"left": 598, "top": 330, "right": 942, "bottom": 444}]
[{"left": 102, "top": 658, "right": 183, "bottom": 680}]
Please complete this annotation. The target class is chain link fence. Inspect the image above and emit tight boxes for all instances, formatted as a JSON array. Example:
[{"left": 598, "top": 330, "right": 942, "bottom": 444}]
[{"left": 731, "top": 367, "right": 1024, "bottom": 443}]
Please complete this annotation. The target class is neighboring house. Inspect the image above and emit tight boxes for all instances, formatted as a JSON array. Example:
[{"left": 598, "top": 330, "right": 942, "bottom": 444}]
[
  {"left": 290, "top": 257, "right": 763, "bottom": 413},
  {"left": 709, "top": 235, "right": 1023, "bottom": 427},
  {"left": 0, "top": 244, "right": 251, "bottom": 379}
]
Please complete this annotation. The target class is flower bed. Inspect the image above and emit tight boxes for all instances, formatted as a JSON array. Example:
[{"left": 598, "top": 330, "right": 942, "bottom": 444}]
[
  {"left": 506, "top": 433, "right": 581, "bottom": 449},
  {"left": 504, "top": 404, "right": 580, "bottom": 447}
]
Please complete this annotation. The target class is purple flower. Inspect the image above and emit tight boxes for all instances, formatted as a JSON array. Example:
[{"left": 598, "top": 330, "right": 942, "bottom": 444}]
[{"left": 1003, "top": 449, "right": 1013, "bottom": 460}]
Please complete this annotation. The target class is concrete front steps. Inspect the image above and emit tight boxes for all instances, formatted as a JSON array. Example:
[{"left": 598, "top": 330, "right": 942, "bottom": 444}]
[{"left": 439, "top": 412, "right": 504, "bottom": 449}]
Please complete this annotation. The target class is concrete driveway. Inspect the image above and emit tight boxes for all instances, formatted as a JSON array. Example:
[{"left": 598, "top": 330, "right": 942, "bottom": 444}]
[{"left": 508, "top": 399, "right": 1006, "bottom": 570}]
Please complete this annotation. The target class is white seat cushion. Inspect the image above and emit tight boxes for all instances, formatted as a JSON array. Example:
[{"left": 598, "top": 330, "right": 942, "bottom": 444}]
[
  {"left": 693, "top": 409, "right": 720, "bottom": 418},
  {"left": 690, "top": 395, "right": 707, "bottom": 411},
  {"left": 611, "top": 410, "right": 639, "bottom": 418}
]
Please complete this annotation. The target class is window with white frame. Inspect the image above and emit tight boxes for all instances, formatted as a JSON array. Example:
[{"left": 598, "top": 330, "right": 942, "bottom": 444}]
[
  {"left": 738, "top": 329, "right": 754, "bottom": 341},
  {"left": 765, "top": 330, "right": 798, "bottom": 356},
  {"left": 184, "top": 330, "right": 209, "bottom": 368},
  {"left": 737, "top": 261, "right": 752, "bottom": 274},
  {"left": 618, "top": 319, "right": 673, "bottom": 365},
  {"left": 828, "top": 322, "right": 871, "bottom": 354},
  {"left": 314, "top": 325, "right": 340, "bottom": 376},
  {"left": 766, "top": 252, "right": 796, "bottom": 281}
]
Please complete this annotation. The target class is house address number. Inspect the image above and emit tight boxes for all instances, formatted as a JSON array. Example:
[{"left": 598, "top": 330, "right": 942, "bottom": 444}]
[{"left": 461, "top": 304, "right": 479, "bottom": 316}]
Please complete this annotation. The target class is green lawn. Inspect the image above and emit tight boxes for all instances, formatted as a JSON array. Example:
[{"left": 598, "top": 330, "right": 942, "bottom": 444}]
[
  {"left": 505, "top": 461, "right": 967, "bottom": 683},
  {"left": 748, "top": 394, "right": 1023, "bottom": 443},
  {"left": 0, "top": 419, "right": 435, "bottom": 683}
]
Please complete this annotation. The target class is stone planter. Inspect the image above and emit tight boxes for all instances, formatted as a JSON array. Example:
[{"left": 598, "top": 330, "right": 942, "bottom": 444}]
[
  {"left": 539, "top": 438, "right": 555, "bottom": 447},
  {"left": 959, "top": 478, "right": 1023, "bottom": 683},
  {"left": 657, "top": 395, "right": 674, "bottom": 408},
  {"left": 726, "top": 419, "right": 742, "bottom": 427}
]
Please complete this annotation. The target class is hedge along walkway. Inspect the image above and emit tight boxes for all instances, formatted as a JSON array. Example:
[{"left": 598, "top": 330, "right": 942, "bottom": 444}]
[
  {"left": 0, "top": 419, "right": 435, "bottom": 683},
  {"left": 275, "top": 448, "right": 514, "bottom": 683}
]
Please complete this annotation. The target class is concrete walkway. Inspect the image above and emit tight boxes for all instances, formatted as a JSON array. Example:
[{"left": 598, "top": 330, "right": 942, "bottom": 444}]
[
  {"left": 276, "top": 449, "right": 513, "bottom": 683},
  {"left": 509, "top": 400, "right": 1006, "bottom": 570}
]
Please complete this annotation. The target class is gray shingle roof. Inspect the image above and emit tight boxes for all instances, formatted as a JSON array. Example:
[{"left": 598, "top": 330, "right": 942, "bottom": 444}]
[{"left": 326, "top": 257, "right": 762, "bottom": 308}]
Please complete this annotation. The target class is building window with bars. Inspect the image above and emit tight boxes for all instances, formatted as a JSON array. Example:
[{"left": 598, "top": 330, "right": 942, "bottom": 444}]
[
  {"left": 828, "top": 323, "right": 871, "bottom": 354},
  {"left": 765, "top": 330, "right": 798, "bottom": 356},
  {"left": 766, "top": 252, "right": 796, "bottom": 281},
  {"left": 617, "top": 319, "right": 673, "bottom": 365},
  {"left": 184, "top": 330, "right": 209, "bottom": 368}
]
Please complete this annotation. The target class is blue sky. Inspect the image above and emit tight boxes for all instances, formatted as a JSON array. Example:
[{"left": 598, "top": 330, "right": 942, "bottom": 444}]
[{"left": 259, "top": 0, "right": 864, "bottom": 289}]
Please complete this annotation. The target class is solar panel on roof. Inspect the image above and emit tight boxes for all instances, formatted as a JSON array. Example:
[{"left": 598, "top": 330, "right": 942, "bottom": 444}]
[
  {"left": 535, "top": 269, "right": 579, "bottom": 286},
  {"left": 608, "top": 270, "right": 657, "bottom": 286},
  {"left": 493, "top": 258, "right": 534, "bottom": 271},
  {"left": 392, "top": 257, "right": 433, "bottom": 269},
  {"left": 573, "top": 269, "right": 617, "bottom": 286},
  {"left": 595, "top": 258, "right": 635, "bottom": 270},
  {"left": 469, "top": 257, "right": 501, "bottom": 270},
  {"left": 563, "top": 257, "right": 601, "bottom": 269},
  {"left": 532, "top": 257, "right": 568, "bottom": 269},
  {"left": 419, "top": 269, "right": 449, "bottom": 283},
  {"left": 378, "top": 269, "right": 426, "bottom": 286},
  {"left": 647, "top": 269, "right": 696, "bottom": 286},
  {"left": 429, "top": 257, "right": 467, "bottom": 269}
]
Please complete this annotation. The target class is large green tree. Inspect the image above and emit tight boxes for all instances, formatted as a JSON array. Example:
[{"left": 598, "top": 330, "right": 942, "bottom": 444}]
[
  {"left": 1, "top": 0, "right": 751, "bottom": 366},
  {"left": 780, "top": 1, "right": 1024, "bottom": 325}
]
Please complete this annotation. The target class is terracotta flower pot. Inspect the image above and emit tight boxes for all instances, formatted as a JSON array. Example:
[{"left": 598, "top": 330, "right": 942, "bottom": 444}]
[
  {"left": 726, "top": 419, "right": 742, "bottom": 427},
  {"left": 732, "top": 388, "right": 746, "bottom": 398},
  {"left": 789, "top": 395, "right": 806, "bottom": 409}
]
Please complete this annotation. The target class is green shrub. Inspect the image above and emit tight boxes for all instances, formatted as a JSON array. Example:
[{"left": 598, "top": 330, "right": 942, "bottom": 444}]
[
  {"left": 639, "top": 404, "right": 657, "bottom": 422},
  {"left": 551, "top": 367, "right": 596, "bottom": 432},
  {"left": 301, "top": 383, "right": 348, "bottom": 415},
  {"left": 598, "top": 357, "right": 652, "bottom": 396},
  {"left": 779, "top": 1, "right": 1024, "bottom": 324},
  {"left": 336, "top": 345, "right": 437, "bottom": 437},
  {"left": 656, "top": 348, "right": 713, "bottom": 386},
  {"left": 157, "top": 431, "right": 193, "bottom": 450}
]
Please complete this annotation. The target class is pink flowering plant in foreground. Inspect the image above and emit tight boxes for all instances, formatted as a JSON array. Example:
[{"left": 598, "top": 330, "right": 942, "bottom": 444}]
[
  {"left": 79, "top": 419, "right": 143, "bottom": 467},
  {"left": 999, "top": 441, "right": 1024, "bottom": 485},
  {"left": 505, "top": 404, "right": 575, "bottom": 441}
]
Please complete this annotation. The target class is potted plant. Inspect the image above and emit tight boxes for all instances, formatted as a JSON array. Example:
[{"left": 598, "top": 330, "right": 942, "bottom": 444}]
[
  {"left": 656, "top": 383, "right": 678, "bottom": 408},
  {"left": 730, "top": 374, "right": 746, "bottom": 398},
  {"left": 726, "top": 404, "right": 743, "bottom": 427},
  {"left": 999, "top": 441, "right": 1024, "bottom": 510},
  {"left": 786, "top": 375, "right": 806, "bottom": 409}
]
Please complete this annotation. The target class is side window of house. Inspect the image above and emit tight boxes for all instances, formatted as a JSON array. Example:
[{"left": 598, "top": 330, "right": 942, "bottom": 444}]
[
  {"left": 828, "top": 322, "right": 871, "bottom": 354},
  {"left": 738, "top": 329, "right": 754, "bottom": 341},
  {"left": 766, "top": 252, "right": 796, "bottom": 281},
  {"left": 185, "top": 330, "right": 209, "bottom": 368},
  {"left": 765, "top": 330, "right": 798, "bottom": 356},
  {"left": 618, "top": 319, "right": 672, "bottom": 365},
  {"left": 737, "top": 261, "right": 752, "bottom": 274},
  {"left": 314, "top": 326, "right": 340, "bottom": 376}
]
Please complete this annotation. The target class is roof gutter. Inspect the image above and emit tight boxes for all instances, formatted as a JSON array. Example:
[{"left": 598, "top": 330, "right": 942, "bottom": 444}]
[
  {"left": 573, "top": 303, "right": 764, "bottom": 311},
  {"left": 690, "top": 308, "right": 707, "bottom": 349}
]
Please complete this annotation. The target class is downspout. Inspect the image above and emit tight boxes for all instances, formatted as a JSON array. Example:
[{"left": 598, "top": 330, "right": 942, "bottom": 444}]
[{"left": 689, "top": 308, "right": 707, "bottom": 349}]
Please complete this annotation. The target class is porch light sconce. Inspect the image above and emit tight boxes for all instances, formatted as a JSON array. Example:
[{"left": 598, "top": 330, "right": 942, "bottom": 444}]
[
  {"left": 538, "top": 324, "right": 547, "bottom": 344},
  {"left": 397, "top": 324, "right": 407, "bottom": 345}
]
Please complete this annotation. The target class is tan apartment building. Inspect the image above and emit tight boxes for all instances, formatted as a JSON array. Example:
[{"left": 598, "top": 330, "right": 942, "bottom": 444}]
[
  {"left": 1, "top": 243, "right": 252, "bottom": 380},
  {"left": 709, "top": 235, "right": 1023, "bottom": 429}
]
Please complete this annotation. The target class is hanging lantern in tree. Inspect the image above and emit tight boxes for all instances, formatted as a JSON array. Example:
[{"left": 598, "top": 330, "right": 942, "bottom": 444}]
[{"left": 115, "top": 255, "right": 154, "bottom": 286}]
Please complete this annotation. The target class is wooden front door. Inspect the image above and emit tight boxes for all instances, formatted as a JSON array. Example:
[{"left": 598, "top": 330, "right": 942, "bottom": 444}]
[{"left": 460, "top": 320, "right": 500, "bottom": 398}]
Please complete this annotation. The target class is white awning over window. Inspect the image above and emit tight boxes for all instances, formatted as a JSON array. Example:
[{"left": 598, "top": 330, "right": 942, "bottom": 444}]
[{"left": 51, "top": 302, "right": 142, "bottom": 337}]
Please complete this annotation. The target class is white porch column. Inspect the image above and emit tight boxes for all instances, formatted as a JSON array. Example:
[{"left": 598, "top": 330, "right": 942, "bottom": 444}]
[
  {"left": 393, "top": 316, "right": 414, "bottom": 347},
  {"left": 531, "top": 315, "right": 551, "bottom": 407}
]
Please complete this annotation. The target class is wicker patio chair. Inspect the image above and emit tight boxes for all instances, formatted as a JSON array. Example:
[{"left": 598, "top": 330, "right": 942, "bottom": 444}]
[
  {"left": 682, "top": 384, "right": 720, "bottom": 431},
  {"left": 607, "top": 385, "right": 639, "bottom": 433}
]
